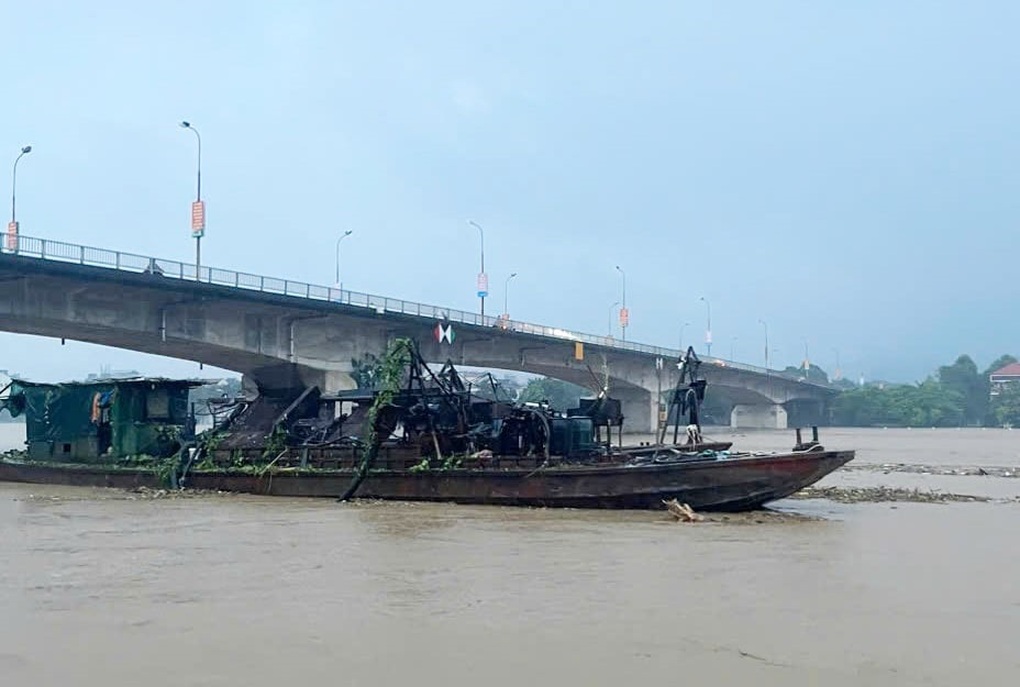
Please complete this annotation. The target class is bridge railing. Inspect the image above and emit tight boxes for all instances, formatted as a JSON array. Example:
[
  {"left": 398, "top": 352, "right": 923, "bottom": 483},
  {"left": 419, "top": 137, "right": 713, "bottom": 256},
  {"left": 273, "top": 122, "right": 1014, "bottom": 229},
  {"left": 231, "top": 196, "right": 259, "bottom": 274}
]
[{"left": 2, "top": 234, "right": 834, "bottom": 390}]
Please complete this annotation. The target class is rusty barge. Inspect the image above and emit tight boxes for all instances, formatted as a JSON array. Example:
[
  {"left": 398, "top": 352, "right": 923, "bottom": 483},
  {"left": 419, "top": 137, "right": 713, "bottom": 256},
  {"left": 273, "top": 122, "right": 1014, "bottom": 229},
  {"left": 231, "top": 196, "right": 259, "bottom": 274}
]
[{"left": 0, "top": 344, "right": 853, "bottom": 511}]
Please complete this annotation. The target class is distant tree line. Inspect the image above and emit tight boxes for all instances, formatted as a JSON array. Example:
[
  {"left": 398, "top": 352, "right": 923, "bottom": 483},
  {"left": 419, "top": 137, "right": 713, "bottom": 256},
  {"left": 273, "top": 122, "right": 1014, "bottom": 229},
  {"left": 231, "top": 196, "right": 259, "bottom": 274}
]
[{"left": 831, "top": 354, "right": 1018, "bottom": 427}]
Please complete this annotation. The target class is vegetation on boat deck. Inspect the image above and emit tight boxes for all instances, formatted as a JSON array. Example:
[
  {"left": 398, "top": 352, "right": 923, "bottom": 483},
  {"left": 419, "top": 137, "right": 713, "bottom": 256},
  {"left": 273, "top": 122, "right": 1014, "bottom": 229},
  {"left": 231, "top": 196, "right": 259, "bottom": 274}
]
[{"left": 339, "top": 337, "right": 415, "bottom": 500}]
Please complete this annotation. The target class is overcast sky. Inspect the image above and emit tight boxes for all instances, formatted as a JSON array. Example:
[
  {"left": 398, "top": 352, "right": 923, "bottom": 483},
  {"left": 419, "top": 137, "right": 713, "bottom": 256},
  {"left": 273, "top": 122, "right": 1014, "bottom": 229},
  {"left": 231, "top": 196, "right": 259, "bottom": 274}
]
[{"left": 2, "top": 1, "right": 1018, "bottom": 384}]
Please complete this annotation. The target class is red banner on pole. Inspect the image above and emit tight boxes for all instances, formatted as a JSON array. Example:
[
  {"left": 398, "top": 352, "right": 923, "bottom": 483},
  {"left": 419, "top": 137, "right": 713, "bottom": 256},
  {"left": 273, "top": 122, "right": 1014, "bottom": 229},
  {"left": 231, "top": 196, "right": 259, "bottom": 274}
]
[
  {"left": 191, "top": 201, "right": 206, "bottom": 237},
  {"left": 5, "top": 221, "right": 18, "bottom": 251},
  {"left": 619, "top": 307, "right": 629, "bottom": 328}
]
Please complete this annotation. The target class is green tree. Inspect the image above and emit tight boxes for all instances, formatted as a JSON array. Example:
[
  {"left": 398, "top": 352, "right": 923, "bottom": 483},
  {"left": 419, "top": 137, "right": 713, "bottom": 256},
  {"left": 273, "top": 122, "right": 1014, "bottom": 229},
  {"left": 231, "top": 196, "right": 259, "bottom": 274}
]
[
  {"left": 781, "top": 364, "right": 829, "bottom": 384},
  {"left": 984, "top": 354, "right": 1018, "bottom": 376},
  {"left": 991, "top": 382, "right": 1020, "bottom": 427},
  {"left": 981, "top": 354, "right": 1017, "bottom": 423},
  {"left": 351, "top": 353, "right": 383, "bottom": 389},
  {"left": 831, "top": 380, "right": 964, "bottom": 427},
  {"left": 830, "top": 353, "right": 1020, "bottom": 428},
  {"left": 937, "top": 355, "right": 985, "bottom": 426}
]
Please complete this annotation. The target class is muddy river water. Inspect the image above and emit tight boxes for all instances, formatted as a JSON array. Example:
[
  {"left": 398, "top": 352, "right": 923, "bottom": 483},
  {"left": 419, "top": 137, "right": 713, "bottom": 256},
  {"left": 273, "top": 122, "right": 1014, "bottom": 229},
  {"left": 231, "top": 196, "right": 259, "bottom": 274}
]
[{"left": 1, "top": 424, "right": 1019, "bottom": 686}]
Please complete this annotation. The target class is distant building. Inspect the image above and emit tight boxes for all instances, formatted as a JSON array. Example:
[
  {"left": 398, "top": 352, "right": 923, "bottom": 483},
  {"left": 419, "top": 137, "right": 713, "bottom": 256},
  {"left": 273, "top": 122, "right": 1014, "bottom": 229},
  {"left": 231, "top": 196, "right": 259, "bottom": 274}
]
[
  {"left": 989, "top": 362, "right": 1020, "bottom": 396},
  {"left": 85, "top": 368, "right": 141, "bottom": 382}
]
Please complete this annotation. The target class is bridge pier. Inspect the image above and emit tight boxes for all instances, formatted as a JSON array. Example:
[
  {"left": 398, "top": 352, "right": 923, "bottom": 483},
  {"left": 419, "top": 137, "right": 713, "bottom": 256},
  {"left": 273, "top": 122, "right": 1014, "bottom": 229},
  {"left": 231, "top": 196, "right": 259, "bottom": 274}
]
[
  {"left": 614, "top": 387, "right": 657, "bottom": 434},
  {"left": 730, "top": 403, "right": 788, "bottom": 429},
  {"left": 241, "top": 362, "right": 357, "bottom": 395},
  {"left": 784, "top": 398, "right": 828, "bottom": 428}
]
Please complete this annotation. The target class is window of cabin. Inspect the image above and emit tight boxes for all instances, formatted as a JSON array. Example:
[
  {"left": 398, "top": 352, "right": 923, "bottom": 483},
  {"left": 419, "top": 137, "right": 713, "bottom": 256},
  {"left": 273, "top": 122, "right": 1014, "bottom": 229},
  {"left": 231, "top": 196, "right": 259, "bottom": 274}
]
[{"left": 146, "top": 389, "right": 171, "bottom": 420}]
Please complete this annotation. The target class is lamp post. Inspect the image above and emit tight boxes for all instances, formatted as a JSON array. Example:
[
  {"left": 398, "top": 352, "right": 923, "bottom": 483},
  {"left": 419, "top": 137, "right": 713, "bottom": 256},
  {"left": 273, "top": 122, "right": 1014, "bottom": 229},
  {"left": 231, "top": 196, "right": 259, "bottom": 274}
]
[
  {"left": 179, "top": 121, "right": 204, "bottom": 278},
  {"left": 335, "top": 230, "right": 353, "bottom": 290},
  {"left": 468, "top": 220, "right": 487, "bottom": 318},
  {"left": 615, "top": 265, "right": 627, "bottom": 341},
  {"left": 608, "top": 301, "right": 619, "bottom": 338},
  {"left": 759, "top": 319, "right": 769, "bottom": 369},
  {"left": 8, "top": 145, "right": 31, "bottom": 250},
  {"left": 803, "top": 337, "right": 811, "bottom": 371},
  {"left": 832, "top": 347, "right": 842, "bottom": 381},
  {"left": 678, "top": 321, "right": 690, "bottom": 351},
  {"left": 503, "top": 272, "right": 517, "bottom": 319},
  {"left": 11, "top": 145, "right": 31, "bottom": 224},
  {"left": 700, "top": 296, "right": 712, "bottom": 356},
  {"left": 730, "top": 336, "right": 738, "bottom": 360}
]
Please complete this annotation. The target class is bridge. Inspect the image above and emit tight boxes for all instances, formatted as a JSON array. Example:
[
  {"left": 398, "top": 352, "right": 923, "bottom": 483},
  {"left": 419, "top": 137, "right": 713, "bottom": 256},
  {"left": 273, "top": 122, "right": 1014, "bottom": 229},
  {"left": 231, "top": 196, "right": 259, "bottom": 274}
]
[{"left": 0, "top": 235, "right": 836, "bottom": 431}]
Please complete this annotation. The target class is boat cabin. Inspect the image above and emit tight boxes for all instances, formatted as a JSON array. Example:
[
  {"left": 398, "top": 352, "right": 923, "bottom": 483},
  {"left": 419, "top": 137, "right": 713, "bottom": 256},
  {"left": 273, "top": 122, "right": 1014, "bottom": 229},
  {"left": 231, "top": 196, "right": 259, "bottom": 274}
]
[{"left": 0, "top": 377, "right": 204, "bottom": 462}]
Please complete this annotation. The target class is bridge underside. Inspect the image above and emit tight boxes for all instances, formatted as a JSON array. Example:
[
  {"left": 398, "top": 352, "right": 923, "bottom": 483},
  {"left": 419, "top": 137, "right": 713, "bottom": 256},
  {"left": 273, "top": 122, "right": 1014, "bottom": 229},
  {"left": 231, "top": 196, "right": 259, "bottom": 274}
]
[{"left": 0, "top": 253, "right": 834, "bottom": 433}]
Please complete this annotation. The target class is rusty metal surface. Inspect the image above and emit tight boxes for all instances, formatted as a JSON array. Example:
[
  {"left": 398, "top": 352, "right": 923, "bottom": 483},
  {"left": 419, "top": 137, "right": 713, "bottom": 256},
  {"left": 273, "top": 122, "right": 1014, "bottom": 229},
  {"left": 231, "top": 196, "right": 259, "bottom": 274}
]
[
  {"left": 0, "top": 450, "right": 854, "bottom": 511},
  {"left": 0, "top": 461, "right": 162, "bottom": 490}
]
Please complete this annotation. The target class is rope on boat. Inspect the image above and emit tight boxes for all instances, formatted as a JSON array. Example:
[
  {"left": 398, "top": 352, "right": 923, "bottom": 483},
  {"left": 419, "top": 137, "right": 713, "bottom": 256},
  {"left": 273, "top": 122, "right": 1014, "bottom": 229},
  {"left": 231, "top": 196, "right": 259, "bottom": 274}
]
[
  {"left": 256, "top": 449, "right": 288, "bottom": 478},
  {"left": 173, "top": 443, "right": 200, "bottom": 490}
]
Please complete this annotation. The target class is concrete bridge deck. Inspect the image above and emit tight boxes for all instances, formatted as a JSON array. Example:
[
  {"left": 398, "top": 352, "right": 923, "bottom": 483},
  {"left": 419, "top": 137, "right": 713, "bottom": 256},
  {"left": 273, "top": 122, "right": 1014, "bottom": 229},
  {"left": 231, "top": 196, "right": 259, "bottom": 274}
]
[{"left": 1, "top": 235, "right": 836, "bottom": 430}]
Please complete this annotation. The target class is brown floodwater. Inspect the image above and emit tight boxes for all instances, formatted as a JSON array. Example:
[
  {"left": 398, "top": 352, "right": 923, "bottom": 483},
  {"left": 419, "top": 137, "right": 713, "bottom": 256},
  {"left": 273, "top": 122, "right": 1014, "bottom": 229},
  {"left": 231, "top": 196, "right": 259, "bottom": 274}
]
[{"left": 2, "top": 427, "right": 1019, "bottom": 686}]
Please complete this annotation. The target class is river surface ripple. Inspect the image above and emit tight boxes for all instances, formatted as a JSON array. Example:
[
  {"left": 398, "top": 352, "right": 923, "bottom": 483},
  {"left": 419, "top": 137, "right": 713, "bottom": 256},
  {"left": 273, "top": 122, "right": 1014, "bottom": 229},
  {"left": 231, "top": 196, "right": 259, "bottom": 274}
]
[{"left": 1, "top": 426, "right": 1019, "bottom": 686}]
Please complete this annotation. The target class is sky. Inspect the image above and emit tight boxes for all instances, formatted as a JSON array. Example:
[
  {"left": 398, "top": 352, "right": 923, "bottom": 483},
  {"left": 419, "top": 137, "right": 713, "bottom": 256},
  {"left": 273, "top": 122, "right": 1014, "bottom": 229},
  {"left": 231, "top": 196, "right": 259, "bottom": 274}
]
[{"left": 1, "top": 0, "right": 1018, "bottom": 384}]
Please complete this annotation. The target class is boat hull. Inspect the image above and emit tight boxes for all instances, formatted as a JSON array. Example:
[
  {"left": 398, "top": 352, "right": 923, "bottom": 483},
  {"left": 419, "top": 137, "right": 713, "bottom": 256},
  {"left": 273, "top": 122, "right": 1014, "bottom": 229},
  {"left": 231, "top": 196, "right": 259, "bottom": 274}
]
[{"left": 0, "top": 450, "right": 853, "bottom": 511}]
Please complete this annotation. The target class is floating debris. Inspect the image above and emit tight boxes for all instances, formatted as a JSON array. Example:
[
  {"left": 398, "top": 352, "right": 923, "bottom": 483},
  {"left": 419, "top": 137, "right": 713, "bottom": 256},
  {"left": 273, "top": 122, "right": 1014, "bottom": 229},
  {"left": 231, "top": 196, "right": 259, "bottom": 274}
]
[
  {"left": 791, "top": 486, "right": 990, "bottom": 504},
  {"left": 846, "top": 463, "right": 1020, "bottom": 478},
  {"left": 663, "top": 498, "right": 705, "bottom": 522}
]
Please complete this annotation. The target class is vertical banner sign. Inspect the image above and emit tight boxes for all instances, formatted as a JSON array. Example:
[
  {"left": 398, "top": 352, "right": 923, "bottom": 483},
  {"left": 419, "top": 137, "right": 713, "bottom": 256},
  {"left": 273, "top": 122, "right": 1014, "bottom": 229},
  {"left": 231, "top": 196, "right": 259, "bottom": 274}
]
[
  {"left": 705, "top": 329, "right": 712, "bottom": 345},
  {"left": 5, "top": 221, "right": 18, "bottom": 251},
  {"left": 476, "top": 272, "right": 488, "bottom": 298},
  {"left": 619, "top": 307, "right": 629, "bottom": 328},
  {"left": 191, "top": 200, "right": 206, "bottom": 238},
  {"left": 574, "top": 342, "right": 584, "bottom": 361}
]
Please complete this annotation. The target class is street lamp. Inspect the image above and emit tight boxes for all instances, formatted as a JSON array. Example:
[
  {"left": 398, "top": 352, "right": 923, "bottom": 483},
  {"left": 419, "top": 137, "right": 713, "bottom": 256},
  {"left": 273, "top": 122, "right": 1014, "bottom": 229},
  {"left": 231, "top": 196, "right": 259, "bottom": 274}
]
[
  {"left": 678, "top": 321, "right": 690, "bottom": 351},
  {"left": 832, "top": 347, "right": 842, "bottom": 381},
  {"left": 608, "top": 301, "right": 619, "bottom": 338},
  {"left": 467, "top": 220, "right": 487, "bottom": 318},
  {"left": 8, "top": 144, "right": 31, "bottom": 248},
  {"left": 759, "top": 319, "right": 769, "bottom": 369},
  {"left": 335, "top": 230, "right": 353, "bottom": 289},
  {"left": 503, "top": 272, "right": 517, "bottom": 319},
  {"left": 803, "top": 337, "right": 811, "bottom": 371},
  {"left": 179, "top": 121, "right": 204, "bottom": 278},
  {"left": 615, "top": 265, "right": 627, "bottom": 341},
  {"left": 700, "top": 296, "right": 712, "bottom": 356}
]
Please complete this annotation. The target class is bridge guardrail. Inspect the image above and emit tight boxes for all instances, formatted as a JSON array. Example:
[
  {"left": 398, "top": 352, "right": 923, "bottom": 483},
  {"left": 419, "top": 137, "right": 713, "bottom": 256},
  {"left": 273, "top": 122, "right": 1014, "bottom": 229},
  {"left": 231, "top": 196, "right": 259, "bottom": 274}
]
[{"left": 2, "top": 234, "right": 834, "bottom": 390}]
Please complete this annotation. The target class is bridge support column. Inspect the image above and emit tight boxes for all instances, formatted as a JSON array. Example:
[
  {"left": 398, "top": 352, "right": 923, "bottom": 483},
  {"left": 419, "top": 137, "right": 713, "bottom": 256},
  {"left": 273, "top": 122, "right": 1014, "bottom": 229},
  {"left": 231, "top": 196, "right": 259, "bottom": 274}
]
[
  {"left": 730, "top": 403, "right": 788, "bottom": 429},
  {"left": 322, "top": 369, "right": 357, "bottom": 394},
  {"left": 615, "top": 387, "right": 657, "bottom": 434},
  {"left": 784, "top": 399, "right": 827, "bottom": 428},
  {"left": 242, "top": 364, "right": 356, "bottom": 398}
]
